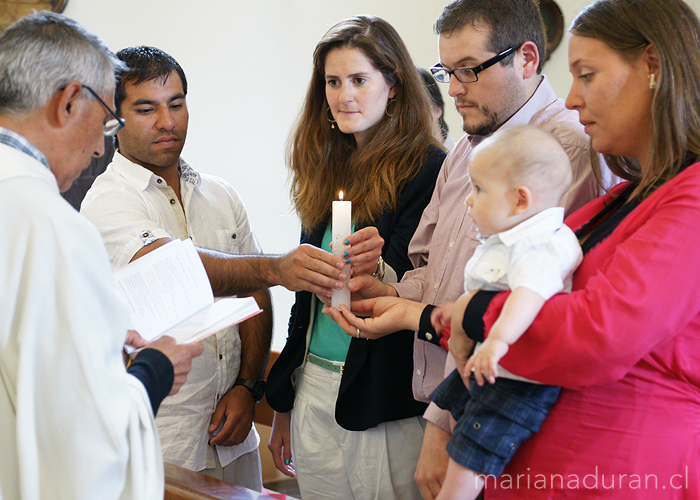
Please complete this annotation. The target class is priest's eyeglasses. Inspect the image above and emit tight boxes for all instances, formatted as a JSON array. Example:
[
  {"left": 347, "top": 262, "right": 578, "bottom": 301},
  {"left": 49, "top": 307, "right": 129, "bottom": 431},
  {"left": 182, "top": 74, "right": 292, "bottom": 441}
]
[{"left": 82, "top": 84, "right": 125, "bottom": 136}]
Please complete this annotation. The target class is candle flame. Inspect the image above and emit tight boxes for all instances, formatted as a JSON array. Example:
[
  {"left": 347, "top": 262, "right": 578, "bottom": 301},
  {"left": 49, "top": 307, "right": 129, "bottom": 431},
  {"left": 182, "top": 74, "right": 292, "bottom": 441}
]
[{"left": 339, "top": 191, "right": 344, "bottom": 201}]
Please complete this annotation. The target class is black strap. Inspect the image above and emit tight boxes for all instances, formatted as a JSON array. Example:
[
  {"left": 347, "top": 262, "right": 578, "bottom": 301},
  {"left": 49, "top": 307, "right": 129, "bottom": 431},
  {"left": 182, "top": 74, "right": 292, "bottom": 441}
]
[
  {"left": 577, "top": 154, "right": 696, "bottom": 255},
  {"left": 575, "top": 182, "right": 640, "bottom": 255}
]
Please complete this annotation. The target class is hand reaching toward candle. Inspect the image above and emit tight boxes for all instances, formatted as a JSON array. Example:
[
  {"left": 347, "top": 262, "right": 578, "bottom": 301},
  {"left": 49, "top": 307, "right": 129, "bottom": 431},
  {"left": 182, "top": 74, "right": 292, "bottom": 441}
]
[
  {"left": 314, "top": 227, "right": 387, "bottom": 307},
  {"left": 323, "top": 297, "right": 425, "bottom": 339},
  {"left": 342, "top": 226, "right": 384, "bottom": 276},
  {"left": 315, "top": 272, "right": 394, "bottom": 307},
  {"left": 275, "top": 244, "right": 347, "bottom": 296},
  {"left": 346, "top": 273, "right": 399, "bottom": 300}
]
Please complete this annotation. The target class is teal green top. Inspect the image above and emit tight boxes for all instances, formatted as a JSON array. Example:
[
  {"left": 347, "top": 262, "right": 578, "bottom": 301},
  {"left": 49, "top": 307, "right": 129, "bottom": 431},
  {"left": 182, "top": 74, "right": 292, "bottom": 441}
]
[{"left": 308, "top": 224, "right": 351, "bottom": 362}]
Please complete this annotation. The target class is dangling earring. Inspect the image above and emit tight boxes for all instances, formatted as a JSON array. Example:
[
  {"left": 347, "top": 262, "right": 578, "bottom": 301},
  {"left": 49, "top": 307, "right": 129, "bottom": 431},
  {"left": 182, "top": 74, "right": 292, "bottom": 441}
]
[
  {"left": 326, "top": 107, "right": 336, "bottom": 129},
  {"left": 440, "top": 119, "right": 448, "bottom": 140},
  {"left": 649, "top": 73, "right": 657, "bottom": 90},
  {"left": 385, "top": 97, "right": 396, "bottom": 117}
]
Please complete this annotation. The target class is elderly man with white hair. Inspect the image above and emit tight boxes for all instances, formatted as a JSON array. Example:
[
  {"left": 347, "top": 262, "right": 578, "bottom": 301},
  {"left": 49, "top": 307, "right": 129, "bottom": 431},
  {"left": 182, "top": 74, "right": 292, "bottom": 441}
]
[{"left": 0, "top": 12, "right": 203, "bottom": 500}]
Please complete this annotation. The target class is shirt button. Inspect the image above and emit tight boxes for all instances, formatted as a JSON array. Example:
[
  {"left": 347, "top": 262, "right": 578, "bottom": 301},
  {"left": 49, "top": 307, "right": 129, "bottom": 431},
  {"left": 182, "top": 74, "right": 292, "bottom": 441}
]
[
  {"left": 157, "top": 179, "right": 162, "bottom": 184},
  {"left": 449, "top": 241, "right": 454, "bottom": 248},
  {"left": 170, "top": 199, "right": 175, "bottom": 204},
  {"left": 425, "top": 333, "right": 433, "bottom": 341},
  {"left": 416, "top": 369, "right": 422, "bottom": 376},
  {"left": 219, "top": 354, "right": 223, "bottom": 360},
  {"left": 231, "top": 234, "right": 237, "bottom": 239},
  {"left": 433, "top": 284, "right": 438, "bottom": 289}
]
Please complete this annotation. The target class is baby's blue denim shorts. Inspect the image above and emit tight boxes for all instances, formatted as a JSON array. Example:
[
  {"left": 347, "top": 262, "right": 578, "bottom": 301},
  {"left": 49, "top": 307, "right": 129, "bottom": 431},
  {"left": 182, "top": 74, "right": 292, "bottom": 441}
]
[{"left": 431, "top": 369, "right": 560, "bottom": 477}]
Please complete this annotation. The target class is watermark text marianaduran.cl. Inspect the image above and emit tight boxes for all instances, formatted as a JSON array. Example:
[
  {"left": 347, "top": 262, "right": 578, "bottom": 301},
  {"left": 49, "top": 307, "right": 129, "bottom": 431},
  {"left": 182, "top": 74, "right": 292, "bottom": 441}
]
[{"left": 482, "top": 466, "right": 689, "bottom": 491}]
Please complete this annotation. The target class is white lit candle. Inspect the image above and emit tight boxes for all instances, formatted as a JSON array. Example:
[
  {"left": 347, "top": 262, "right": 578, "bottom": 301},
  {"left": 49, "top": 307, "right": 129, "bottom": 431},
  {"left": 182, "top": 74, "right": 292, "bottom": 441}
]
[{"left": 332, "top": 191, "right": 352, "bottom": 310}]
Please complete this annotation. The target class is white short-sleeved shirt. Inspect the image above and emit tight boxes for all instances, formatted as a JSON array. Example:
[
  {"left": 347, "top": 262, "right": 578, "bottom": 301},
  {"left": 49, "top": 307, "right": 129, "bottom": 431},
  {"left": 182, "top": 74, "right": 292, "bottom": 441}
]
[
  {"left": 81, "top": 152, "right": 261, "bottom": 471},
  {"left": 464, "top": 207, "right": 583, "bottom": 300},
  {"left": 464, "top": 207, "right": 583, "bottom": 382}
]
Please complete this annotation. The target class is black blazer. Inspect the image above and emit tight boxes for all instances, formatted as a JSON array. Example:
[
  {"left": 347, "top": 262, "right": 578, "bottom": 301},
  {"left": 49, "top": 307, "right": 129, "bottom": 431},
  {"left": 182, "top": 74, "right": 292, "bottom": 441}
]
[{"left": 266, "top": 145, "right": 446, "bottom": 431}]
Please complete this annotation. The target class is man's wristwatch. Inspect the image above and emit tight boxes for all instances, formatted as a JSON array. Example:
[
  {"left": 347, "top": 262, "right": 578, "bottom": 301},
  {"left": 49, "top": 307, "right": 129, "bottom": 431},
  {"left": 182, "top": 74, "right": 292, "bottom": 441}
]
[{"left": 233, "top": 378, "right": 266, "bottom": 403}]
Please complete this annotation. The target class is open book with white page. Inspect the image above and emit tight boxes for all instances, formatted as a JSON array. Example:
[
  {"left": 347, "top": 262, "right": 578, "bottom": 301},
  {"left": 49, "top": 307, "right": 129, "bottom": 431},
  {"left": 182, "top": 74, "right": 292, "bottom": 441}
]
[{"left": 115, "top": 238, "right": 261, "bottom": 351}]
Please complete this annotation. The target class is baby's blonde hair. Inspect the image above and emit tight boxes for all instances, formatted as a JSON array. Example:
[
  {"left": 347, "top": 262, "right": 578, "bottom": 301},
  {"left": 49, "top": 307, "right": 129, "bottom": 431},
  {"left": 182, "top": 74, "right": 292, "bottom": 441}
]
[{"left": 472, "top": 125, "right": 572, "bottom": 207}]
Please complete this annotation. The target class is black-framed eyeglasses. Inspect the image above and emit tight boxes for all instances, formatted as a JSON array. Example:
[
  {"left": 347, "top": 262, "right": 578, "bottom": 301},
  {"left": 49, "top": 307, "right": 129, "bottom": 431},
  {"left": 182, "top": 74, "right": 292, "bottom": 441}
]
[
  {"left": 82, "top": 84, "right": 125, "bottom": 136},
  {"left": 429, "top": 44, "right": 521, "bottom": 84}
]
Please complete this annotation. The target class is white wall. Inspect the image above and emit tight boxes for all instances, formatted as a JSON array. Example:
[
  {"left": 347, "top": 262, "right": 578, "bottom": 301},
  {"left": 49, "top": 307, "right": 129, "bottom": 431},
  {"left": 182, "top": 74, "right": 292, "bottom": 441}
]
[{"left": 63, "top": 0, "right": 699, "bottom": 350}]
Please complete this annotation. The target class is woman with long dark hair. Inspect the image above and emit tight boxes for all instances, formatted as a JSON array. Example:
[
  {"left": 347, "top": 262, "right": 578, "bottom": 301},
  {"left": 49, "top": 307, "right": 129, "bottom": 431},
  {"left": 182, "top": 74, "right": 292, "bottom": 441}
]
[{"left": 266, "top": 15, "right": 446, "bottom": 500}]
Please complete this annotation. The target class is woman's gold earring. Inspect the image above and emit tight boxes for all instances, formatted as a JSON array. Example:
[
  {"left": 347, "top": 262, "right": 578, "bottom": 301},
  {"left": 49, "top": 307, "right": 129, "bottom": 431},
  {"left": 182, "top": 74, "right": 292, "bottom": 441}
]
[
  {"left": 649, "top": 73, "right": 657, "bottom": 90},
  {"left": 385, "top": 97, "right": 396, "bottom": 117},
  {"left": 327, "top": 107, "right": 336, "bottom": 129}
]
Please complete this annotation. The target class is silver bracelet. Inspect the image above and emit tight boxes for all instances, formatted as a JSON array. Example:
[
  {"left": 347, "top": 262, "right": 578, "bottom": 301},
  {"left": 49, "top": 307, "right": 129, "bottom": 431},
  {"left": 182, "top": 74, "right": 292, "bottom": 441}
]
[{"left": 372, "top": 256, "right": 385, "bottom": 281}]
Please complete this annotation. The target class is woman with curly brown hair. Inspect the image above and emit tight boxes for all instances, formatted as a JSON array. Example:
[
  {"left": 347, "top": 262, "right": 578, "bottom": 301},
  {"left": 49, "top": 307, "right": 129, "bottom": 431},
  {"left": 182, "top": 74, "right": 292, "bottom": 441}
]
[{"left": 265, "top": 15, "right": 446, "bottom": 500}]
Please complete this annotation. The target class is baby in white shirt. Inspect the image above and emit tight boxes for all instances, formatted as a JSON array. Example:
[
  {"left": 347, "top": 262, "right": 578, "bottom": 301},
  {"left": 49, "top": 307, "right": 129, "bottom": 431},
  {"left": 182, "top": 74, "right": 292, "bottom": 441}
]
[{"left": 430, "top": 125, "right": 583, "bottom": 500}]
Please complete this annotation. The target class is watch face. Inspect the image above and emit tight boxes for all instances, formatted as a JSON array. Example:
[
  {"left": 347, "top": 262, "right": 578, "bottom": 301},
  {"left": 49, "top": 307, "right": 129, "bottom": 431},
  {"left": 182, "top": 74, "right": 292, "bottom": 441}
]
[
  {"left": 0, "top": 0, "right": 69, "bottom": 32},
  {"left": 236, "top": 379, "right": 266, "bottom": 402},
  {"left": 253, "top": 380, "right": 266, "bottom": 402}
]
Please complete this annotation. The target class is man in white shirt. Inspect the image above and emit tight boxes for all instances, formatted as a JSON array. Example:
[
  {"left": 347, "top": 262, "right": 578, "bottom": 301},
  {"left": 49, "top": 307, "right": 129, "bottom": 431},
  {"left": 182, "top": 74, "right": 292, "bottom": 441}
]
[
  {"left": 0, "top": 12, "right": 203, "bottom": 500},
  {"left": 81, "top": 46, "right": 273, "bottom": 490}
]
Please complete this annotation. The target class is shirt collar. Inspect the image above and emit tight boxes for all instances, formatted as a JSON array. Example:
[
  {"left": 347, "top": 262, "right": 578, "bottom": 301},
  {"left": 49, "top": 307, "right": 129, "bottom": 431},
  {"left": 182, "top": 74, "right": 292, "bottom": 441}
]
[
  {"left": 112, "top": 151, "right": 200, "bottom": 191},
  {"left": 485, "top": 206, "right": 566, "bottom": 247},
  {"left": 467, "top": 75, "right": 557, "bottom": 146},
  {"left": 0, "top": 127, "right": 50, "bottom": 169},
  {"left": 178, "top": 158, "right": 200, "bottom": 186}
]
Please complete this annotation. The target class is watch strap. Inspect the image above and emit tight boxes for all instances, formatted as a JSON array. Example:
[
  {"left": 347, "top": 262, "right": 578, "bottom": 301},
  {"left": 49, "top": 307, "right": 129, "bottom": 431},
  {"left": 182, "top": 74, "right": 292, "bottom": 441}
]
[{"left": 234, "top": 378, "right": 265, "bottom": 402}]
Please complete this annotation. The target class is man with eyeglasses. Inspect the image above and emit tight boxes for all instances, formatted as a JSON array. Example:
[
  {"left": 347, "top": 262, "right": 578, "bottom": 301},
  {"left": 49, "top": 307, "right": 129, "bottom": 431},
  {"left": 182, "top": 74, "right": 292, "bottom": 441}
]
[
  {"left": 81, "top": 46, "right": 273, "bottom": 491},
  {"left": 330, "top": 1, "right": 611, "bottom": 498},
  {"left": 0, "top": 12, "right": 205, "bottom": 499}
]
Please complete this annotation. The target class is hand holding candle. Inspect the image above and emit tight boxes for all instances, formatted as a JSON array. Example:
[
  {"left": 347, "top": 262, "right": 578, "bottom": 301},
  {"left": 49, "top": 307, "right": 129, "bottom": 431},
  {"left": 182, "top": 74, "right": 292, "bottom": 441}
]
[{"left": 332, "top": 191, "right": 352, "bottom": 310}]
